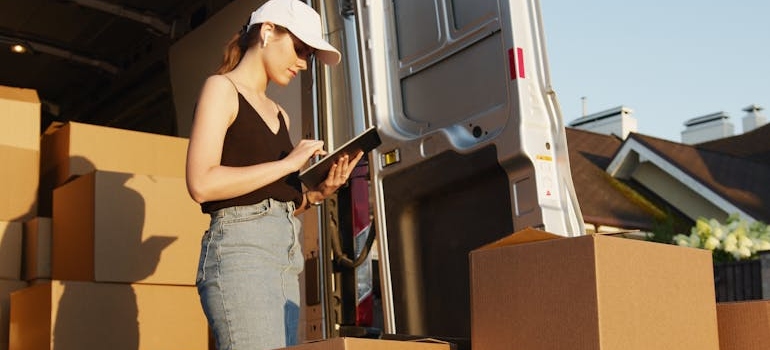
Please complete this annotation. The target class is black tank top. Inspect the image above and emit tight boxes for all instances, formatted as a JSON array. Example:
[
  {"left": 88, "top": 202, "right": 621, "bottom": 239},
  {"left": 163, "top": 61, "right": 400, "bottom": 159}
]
[{"left": 200, "top": 93, "right": 302, "bottom": 213}]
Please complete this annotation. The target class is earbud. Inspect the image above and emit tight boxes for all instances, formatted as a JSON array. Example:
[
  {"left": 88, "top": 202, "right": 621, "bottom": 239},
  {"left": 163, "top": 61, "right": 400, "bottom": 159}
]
[{"left": 262, "top": 31, "right": 271, "bottom": 47}]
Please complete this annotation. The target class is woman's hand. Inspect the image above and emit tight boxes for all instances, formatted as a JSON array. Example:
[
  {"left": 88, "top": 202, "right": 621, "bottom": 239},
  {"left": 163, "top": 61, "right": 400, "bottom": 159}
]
[
  {"left": 284, "top": 139, "right": 327, "bottom": 171},
  {"left": 297, "top": 150, "right": 365, "bottom": 215},
  {"left": 316, "top": 151, "right": 365, "bottom": 198}
]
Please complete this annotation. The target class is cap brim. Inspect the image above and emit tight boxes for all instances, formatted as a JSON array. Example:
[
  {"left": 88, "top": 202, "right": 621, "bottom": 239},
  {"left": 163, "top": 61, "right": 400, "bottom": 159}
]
[
  {"left": 313, "top": 46, "right": 341, "bottom": 66},
  {"left": 291, "top": 31, "right": 341, "bottom": 65}
]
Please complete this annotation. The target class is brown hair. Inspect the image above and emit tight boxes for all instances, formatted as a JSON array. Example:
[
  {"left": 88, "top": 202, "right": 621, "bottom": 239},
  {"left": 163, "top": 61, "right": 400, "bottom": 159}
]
[{"left": 215, "top": 23, "right": 289, "bottom": 74}]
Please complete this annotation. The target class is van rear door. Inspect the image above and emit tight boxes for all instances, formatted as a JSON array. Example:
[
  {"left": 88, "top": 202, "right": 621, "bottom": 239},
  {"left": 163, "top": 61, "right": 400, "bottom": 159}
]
[{"left": 353, "top": 0, "right": 585, "bottom": 339}]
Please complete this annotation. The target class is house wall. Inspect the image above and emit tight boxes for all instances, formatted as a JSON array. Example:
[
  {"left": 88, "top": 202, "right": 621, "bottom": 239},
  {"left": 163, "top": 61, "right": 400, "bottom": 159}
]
[{"left": 631, "top": 161, "right": 726, "bottom": 221}]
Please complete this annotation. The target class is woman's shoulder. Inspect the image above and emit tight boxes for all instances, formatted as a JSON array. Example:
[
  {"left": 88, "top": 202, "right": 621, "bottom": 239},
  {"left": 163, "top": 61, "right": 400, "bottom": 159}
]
[
  {"left": 195, "top": 74, "right": 240, "bottom": 124},
  {"left": 199, "top": 74, "right": 240, "bottom": 103},
  {"left": 204, "top": 74, "right": 238, "bottom": 92}
]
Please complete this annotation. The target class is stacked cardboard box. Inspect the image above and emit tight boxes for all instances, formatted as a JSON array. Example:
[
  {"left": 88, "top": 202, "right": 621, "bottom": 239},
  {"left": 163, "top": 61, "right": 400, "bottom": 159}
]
[
  {"left": 0, "top": 146, "right": 38, "bottom": 222},
  {"left": 0, "top": 221, "right": 27, "bottom": 350},
  {"left": 469, "top": 228, "right": 721, "bottom": 350},
  {"left": 10, "top": 281, "right": 206, "bottom": 349},
  {"left": 0, "top": 85, "right": 39, "bottom": 223},
  {"left": 21, "top": 217, "right": 51, "bottom": 282},
  {"left": 50, "top": 170, "right": 208, "bottom": 285},
  {"left": 0, "top": 280, "right": 26, "bottom": 350},
  {"left": 0, "top": 222, "right": 22, "bottom": 282},
  {"left": 38, "top": 121, "right": 188, "bottom": 216},
  {"left": 717, "top": 300, "right": 770, "bottom": 350},
  {"left": 0, "top": 86, "right": 38, "bottom": 350},
  {"left": 1, "top": 85, "right": 210, "bottom": 349}
]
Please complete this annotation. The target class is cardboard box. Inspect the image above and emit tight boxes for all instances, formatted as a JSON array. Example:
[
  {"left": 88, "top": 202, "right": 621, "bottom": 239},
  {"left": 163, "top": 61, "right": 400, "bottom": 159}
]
[
  {"left": 0, "top": 85, "right": 40, "bottom": 151},
  {"left": 52, "top": 170, "right": 209, "bottom": 285},
  {"left": 0, "top": 280, "right": 27, "bottom": 350},
  {"left": 281, "top": 337, "right": 452, "bottom": 350},
  {"left": 469, "top": 228, "right": 720, "bottom": 350},
  {"left": 0, "top": 145, "right": 39, "bottom": 221},
  {"left": 22, "top": 218, "right": 52, "bottom": 281},
  {"left": 38, "top": 121, "right": 188, "bottom": 215},
  {"left": 0, "top": 221, "right": 22, "bottom": 280},
  {"left": 717, "top": 300, "right": 770, "bottom": 350},
  {"left": 9, "top": 281, "right": 207, "bottom": 350}
]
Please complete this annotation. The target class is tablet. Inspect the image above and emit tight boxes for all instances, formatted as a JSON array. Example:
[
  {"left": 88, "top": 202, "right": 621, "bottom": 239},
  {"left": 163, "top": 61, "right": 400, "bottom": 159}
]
[{"left": 299, "top": 126, "right": 382, "bottom": 188}]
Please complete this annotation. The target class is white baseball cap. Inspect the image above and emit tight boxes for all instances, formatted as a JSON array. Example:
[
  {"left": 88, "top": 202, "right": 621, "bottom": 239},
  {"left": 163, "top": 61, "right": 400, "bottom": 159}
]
[{"left": 248, "top": 0, "right": 341, "bottom": 65}]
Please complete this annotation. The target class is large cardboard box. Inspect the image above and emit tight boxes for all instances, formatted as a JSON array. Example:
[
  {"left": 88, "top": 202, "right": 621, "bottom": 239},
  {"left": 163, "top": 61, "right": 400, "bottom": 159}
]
[
  {"left": 0, "top": 145, "right": 39, "bottom": 221},
  {"left": 9, "top": 281, "right": 207, "bottom": 350},
  {"left": 52, "top": 170, "right": 208, "bottom": 285},
  {"left": 0, "top": 85, "right": 40, "bottom": 151},
  {"left": 0, "top": 221, "right": 22, "bottom": 280},
  {"left": 469, "top": 228, "right": 720, "bottom": 350},
  {"left": 22, "top": 218, "right": 52, "bottom": 281},
  {"left": 717, "top": 300, "right": 770, "bottom": 350},
  {"left": 0, "top": 280, "right": 27, "bottom": 350},
  {"left": 38, "top": 121, "right": 188, "bottom": 215},
  {"left": 281, "top": 337, "right": 453, "bottom": 350}
]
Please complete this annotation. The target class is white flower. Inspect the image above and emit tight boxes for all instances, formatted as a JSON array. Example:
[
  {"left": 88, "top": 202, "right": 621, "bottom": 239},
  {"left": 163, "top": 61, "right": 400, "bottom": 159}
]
[
  {"left": 667, "top": 215, "right": 770, "bottom": 261},
  {"left": 723, "top": 233, "right": 738, "bottom": 253},
  {"left": 673, "top": 234, "right": 691, "bottom": 247},
  {"left": 738, "top": 235, "right": 754, "bottom": 249},
  {"left": 704, "top": 236, "right": 721, "bottom": 251},
  {"left": 732, "top": 223, "right": 747, "bottom": 239},
  {"left": 755, "top": 240, "right": 770, "bottom": 252},
  {"left": 689, "top": 232, "right": 702, "bottom": 248},
  {"left": 694, "top": 218, "right": 711, "bottom": 238},
  {"left": 734, "top": 246, "right": 752, "bottom": 260},
  {"left": 712, "top": 226, "right": 725, "bottom": 240}
]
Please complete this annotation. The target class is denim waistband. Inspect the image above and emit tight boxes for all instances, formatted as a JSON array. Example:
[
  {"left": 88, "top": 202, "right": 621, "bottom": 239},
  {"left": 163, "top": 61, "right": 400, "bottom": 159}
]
[{"left": 210, "top": 198, "right": 296, "bottom": 219}]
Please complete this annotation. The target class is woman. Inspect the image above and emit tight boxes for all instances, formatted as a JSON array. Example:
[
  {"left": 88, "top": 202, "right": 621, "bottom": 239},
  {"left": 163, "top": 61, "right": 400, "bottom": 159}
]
[{"left": 185, "top": 0, "right": 363, "bottom": 349}]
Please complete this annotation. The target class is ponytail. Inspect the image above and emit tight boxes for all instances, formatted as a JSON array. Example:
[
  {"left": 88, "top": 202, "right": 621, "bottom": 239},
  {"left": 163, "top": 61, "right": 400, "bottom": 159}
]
[
  {"left": 215, "top": 23, "right": 263, "bottom": 74},
  {"left": 215, "top": 23, "right": 290, "bottom": 74}
]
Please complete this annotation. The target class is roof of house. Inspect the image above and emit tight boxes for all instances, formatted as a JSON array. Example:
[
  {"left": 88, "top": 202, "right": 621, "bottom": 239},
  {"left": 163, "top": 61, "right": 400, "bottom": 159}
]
[
  {"left": 566, "top": 118, "right": 770, "bottom": 232},
  {"left": 697, "top": 123, "right": 770, "bottom": 166},
  {"left": 566, "top": 128, "right": 661, "bottom": 231},
  {"left": 627, "top": 131, "right": 770, "bottom": 222}
]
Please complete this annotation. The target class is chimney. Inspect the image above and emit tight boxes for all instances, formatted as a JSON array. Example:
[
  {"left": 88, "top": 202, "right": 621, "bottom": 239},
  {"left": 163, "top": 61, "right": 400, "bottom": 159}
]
[
  {"left": 681, "top": 111, "right": 734, "bottom": 144},
  {"left": 742, "top": 104, "right": 767, "bottom": 133},
  {"left": 569, "top": 105, "right": 637, "bottom": 139}
]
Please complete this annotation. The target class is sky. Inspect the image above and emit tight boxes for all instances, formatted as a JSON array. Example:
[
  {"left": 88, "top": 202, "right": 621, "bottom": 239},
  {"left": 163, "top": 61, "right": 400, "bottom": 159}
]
[{"left": 539, "top": 1, "right": 770, "bottom": 142}]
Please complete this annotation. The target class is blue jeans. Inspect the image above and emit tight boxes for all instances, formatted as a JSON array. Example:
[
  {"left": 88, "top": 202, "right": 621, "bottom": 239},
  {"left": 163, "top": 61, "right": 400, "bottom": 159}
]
[{"left": 197, "top": 198, "right": 304, "bottom": 350}]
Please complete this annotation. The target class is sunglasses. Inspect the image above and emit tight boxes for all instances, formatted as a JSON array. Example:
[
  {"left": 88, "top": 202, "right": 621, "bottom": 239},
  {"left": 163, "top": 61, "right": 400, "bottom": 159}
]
[{"left": 290, "top": 33, "right": 316, "bottom": 61}]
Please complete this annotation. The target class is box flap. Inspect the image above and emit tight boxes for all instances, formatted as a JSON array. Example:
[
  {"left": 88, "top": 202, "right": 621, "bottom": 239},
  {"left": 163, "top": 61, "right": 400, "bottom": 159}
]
[
  {"left": 476, "top": 227, "right": 566, "bottom": 251},
  {"left": 0, "top": 85, "right": 39, "bottom": 103},
  {"left": 42, "top": 121, "right": 66, "bottom": 135}
]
